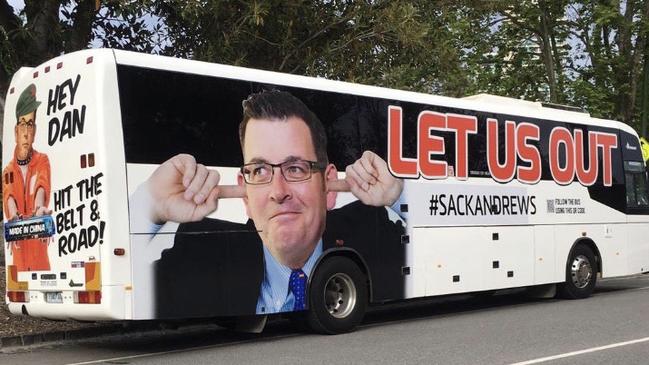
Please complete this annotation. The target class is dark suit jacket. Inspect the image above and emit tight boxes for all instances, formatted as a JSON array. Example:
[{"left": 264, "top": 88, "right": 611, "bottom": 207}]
[{"left": 155, "top": 201, "right": 405, "bottom": 319}]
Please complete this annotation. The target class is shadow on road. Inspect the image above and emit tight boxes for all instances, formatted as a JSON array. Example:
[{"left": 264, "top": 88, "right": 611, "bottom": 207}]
[{"left": 21, "top": 275, "right": 648, "bottom": 356}]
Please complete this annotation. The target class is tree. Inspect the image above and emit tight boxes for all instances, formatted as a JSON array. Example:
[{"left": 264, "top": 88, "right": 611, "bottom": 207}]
[
  {"left": 568, "top": 0, "right": 649, "bottom": 129},
  {"left": 152, "top": 0, "right": 494, "bottom": 96},
  {"left": 462, "top": 0, "right": 571, "bottom": 103},
  {"left": 3, "top": 0, "right": 649, "bottom": 134},
  {"left": 0, "top": 0, "right": 157, "bottom": 134}
]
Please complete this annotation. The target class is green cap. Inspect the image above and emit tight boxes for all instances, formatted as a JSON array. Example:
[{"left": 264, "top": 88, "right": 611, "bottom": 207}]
[{"left": 15, "top": 84, "right": 41, "bottom": 120}]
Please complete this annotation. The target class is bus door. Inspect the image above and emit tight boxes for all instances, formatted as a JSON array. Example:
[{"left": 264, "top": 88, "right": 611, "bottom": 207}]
[{"left": 621, "top": 132, "right": 649, "bottom": 273}]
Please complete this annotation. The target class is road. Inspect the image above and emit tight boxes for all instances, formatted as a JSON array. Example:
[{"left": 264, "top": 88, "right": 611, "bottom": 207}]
[{"left": 2, "top": 274, "right": 649, "bottom": 365}]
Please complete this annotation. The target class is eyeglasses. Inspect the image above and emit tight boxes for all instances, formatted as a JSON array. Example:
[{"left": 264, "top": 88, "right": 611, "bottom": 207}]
[
  {"left": 241, "top": 159, "right": 326, "bottom": 185},
  {"left": 17, "top": 120, "right": 35, "bottom": 130}
]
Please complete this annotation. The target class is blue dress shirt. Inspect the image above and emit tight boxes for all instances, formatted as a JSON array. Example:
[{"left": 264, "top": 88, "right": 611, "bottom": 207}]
[{"left": 256, "top": 240, "right": 323, "bottom": 314}]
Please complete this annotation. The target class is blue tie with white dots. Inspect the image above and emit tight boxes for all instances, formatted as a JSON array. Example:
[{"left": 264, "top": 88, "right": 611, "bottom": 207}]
[{"left": 289, "top": 269, "right": 307, "bottom": 311}]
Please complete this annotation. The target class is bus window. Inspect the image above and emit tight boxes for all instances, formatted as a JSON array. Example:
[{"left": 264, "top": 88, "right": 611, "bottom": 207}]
[
  {"left": 624, "top": 160, "right": 649, "bottom": 210},
  {"left": 118, "top": 65, "right": 252, "bottom": 167}
]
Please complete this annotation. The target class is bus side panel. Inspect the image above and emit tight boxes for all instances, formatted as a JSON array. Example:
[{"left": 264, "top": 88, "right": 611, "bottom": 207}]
[
  {"left": 125, "top": 164, "right": 250, "bottom": 319},
  {"left": 625, "top": 220, "right": 649, "bottom": 274},
  {"left": 410, "top": 225, "right": 535, "bottom": 296},
  {"left": 597, "top": 224, "right": 629, "bottom": 277},
  {"left": 116, "top": 63, "right": 409, "bottom": 319},
  {"left": 553, "top": 224, "right": 628, "bottom": 278},
  {"left": 412, "top": 227, "right": 485, "bottom": 296},
  {"left": 112, "top": 51, "right": 646, "bottom": 321},
  {"left": 533, "top": 225, "right": 556, "bottom": 284}
]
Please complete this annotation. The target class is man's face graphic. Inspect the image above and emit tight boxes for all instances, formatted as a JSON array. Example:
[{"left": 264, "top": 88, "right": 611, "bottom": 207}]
[
  {"left": 238, "top": 116, "right": 336, "bottom": 269},
  {"left": 15, "top": 111, "right": 36, "bottom": 160}
]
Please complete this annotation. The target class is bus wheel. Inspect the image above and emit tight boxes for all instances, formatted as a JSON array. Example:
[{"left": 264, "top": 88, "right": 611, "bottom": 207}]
[
  {"left": 306, "top": 256, "right": 367, "bottom": 334},
  {"left": 557, "top": 244, "right": 597, "bottom": 299}
]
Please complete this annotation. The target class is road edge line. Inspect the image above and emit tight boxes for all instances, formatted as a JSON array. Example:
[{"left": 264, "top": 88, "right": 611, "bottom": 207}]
[{"left": 510, "top": 336, "right": 649, "bottom": 365}]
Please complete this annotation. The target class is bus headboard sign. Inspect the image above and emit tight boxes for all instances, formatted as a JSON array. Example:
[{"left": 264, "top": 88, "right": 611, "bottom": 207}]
[{"left": 387, "top": 106, "right": 619, "bottom": 186}]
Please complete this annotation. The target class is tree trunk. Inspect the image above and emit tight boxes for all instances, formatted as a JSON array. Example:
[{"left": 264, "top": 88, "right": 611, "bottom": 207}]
[
  {"left": 0, "top": 94, "right": 4, "bottom": 144},
  {"left": 538, "top": 0, "right": 557, "bottom": 103},
  {"left": 641, "top": 51, "right": 649, "bottom": 138},
  {"left": 66, "top": 0, "right": 97, "bottom": 52},
  {"left": 24, "top": 0, "right": 62, "bottom": 63},
  {"left": 0, "top": 0, "right": 21, "bottom": 102},
  {"left": 627, "top": 0, "right": 649, "bottom": 129}
]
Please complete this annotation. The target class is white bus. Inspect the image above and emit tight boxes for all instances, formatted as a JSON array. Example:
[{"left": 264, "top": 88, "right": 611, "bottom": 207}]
[{"left": 3, "top": 49, "right": 648, "bottom": 334}]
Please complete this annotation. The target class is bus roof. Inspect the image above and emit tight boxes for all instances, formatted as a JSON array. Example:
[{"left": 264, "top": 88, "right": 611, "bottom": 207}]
[{"left": 13, "top": 48, "right": 636, "bottom": 137}]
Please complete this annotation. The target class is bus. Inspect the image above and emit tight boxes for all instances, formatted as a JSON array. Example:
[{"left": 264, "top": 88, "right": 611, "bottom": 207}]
[{"left": 3, "top": 49, "right": 648, "bottom": 334}]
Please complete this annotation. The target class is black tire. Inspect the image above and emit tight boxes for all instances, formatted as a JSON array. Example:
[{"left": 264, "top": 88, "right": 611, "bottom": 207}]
[
  {"left": 306, "top": 256, "right": 367, "bottom": 334},
  {"left": 557, "top": 244, "right": 597, "bottom": 299}
]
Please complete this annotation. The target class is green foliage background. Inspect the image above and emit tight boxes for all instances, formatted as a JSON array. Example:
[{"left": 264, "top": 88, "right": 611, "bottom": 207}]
[{"left": 2, "top": 0, "right": 649, "bottom": 132}]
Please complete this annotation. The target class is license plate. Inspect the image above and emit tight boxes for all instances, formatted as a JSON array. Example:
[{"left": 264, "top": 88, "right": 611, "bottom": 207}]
[{"left": 45, "top": 292, "right": 63, "bottom": 303}]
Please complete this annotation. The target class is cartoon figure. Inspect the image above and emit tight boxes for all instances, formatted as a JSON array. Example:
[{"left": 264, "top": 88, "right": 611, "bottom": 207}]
[{"left": 3, "top": 84, "right": 52, "bottom": 271}]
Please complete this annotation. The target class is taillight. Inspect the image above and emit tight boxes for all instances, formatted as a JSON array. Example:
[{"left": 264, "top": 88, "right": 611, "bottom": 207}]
[
  {"left": 7, "top": 291, "right": 29, "bottom": 302},
  {"left": 6, "top": 265, "right": 28, "bottom": 291},
  {"left": 74, "top": 291, "right": 101, "bottom": 304}
]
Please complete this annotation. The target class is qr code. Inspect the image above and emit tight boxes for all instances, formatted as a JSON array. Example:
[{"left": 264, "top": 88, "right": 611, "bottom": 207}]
[{"left": 546, "top": 199, "right": 554, "bottom": 213}]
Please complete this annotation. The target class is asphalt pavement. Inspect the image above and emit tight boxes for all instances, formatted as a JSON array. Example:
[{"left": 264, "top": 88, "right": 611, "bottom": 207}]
[{"left": 1, "top": 274, "right": 648, "bottom": 365}]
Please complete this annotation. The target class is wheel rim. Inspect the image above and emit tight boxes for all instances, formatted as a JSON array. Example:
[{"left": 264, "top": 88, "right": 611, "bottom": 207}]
[
  {"left": 324, "top": 273, "right": 356, "bottom": 318},
  {"left": 570, "top": 254, "right": 593, "bottom": 289}
]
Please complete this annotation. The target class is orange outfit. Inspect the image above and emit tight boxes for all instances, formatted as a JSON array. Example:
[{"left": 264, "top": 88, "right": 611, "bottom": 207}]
[{"left": 3, "top": 148, "right": 51, "bottom": 271}]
